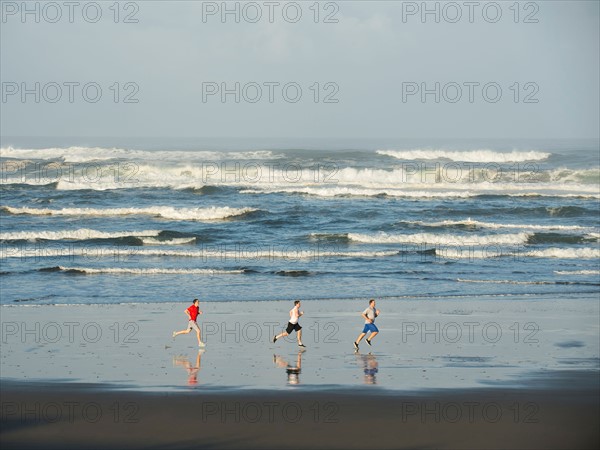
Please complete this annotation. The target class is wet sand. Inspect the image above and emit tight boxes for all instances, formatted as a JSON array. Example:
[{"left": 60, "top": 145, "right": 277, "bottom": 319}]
[
  {"left": 1, "top": 298, "right": 598, "bottom": 448},
  {"left": 1, "top": 298, "right": 598, "bottom": 390}
]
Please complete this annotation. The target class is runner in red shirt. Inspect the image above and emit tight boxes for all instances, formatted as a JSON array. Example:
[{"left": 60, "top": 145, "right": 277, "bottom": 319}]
[{"left": 172, "top": 299, "right": 205, "bottom": 347}]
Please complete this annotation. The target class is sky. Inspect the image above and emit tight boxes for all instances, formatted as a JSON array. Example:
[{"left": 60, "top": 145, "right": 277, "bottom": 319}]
[{"left": 1, "top": 0, "right": 599, "bottom": 140}]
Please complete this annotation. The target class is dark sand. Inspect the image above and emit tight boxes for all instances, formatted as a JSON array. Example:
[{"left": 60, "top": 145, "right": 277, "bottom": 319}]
[{"left": 2, "top": 371, "right": 598, "bottom": 450}]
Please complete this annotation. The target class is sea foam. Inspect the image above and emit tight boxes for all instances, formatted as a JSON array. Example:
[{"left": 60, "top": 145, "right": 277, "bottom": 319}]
[
  {"left": 376, "top": 149, "right": 551, "bottom": 163},
  {"left": 2, "top": 206, "right": 257, "bottom": 221}
]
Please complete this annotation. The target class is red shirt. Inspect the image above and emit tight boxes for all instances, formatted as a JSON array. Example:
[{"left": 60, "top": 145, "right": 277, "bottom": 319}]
[{"left": 187, "top": 305, "right": 199, "bottom": 321}]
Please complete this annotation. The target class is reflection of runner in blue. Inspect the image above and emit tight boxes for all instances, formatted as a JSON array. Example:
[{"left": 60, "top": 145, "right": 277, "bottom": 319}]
[
  {"left": 353, "top": 299, "right": 380, "bottom": 351},
  {"left": 356, "top": 352, "right": 379, "bottom": 385}
]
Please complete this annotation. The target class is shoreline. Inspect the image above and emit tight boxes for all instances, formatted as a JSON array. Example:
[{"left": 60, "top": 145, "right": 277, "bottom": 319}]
[
  {"left": 3, "top": 290, "right": 600, "bottom": 307},
  {"left": 1, "top": 297, "right": 598, "bottom": 392}
]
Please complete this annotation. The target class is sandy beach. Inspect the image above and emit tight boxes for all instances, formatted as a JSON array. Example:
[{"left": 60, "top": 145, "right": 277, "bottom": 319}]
[
  {"left": 1, "top": 297, "right": 598, "bottom": 448},
  {"left": 2, "top": 372, "right": 599, "bottom": 450}
]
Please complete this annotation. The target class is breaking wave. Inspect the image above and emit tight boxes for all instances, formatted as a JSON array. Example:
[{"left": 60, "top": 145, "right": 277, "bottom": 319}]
[
  {"left": 1, "top": 206, "right": 257, "bottom": 221},
  {"left": 376, "top": 149, "right": 551, "bottom": 163}
]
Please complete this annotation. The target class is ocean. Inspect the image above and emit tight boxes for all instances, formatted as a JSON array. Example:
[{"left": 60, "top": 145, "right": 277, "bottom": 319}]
[{"left": 1, "top": 138, "right": 599, "bottom": 306}]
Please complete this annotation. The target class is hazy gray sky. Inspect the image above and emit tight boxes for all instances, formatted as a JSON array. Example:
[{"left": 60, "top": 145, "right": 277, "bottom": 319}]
[{"left": 1, "top": 0, "right": 599, "bottom": 139}]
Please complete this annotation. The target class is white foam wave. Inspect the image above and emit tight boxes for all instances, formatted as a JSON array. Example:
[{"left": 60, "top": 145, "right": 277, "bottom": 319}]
[
  {"left": 140, "top": 237, "right": 197, "bottom": 245},
  {"left": 0, "top": 229, "right": 162, "bottom": 241},
  {"left": 525, "top": 248, "right": 600, "bottom": 259},
  {"left": 3, "top": 158, "right": 597, "bottom": 198},
  {"left": 554, "top": 270, "right": 600, "bottom": 275},
  {"left": 0, "top": 246, "right": 400, "bottom": 260},
  {"left": 348, "top": 232, "right": 531, "bottom": 246},
  {"left": 438, "top": 247, "right": 600, "bottom": 259},
  {"left": 240, "top": 187, "right": 478, "bottom": 198},
  {"left": 2, "top": 206, "right": 256, "bottom": 221},
  {"left": 404, "top": 219, "right": 593, "bottom": 232},
  {"left": 51, "top": 266, "right": 244, "bottom": 275},
  {"left": 240, "top": 182, "right": 599, "bottom": 199},
  {"left": 126, "top": 249, "right": 400, "bottom": 259},
  {"left": 1, "top": 146, "right": 281, "bottom": 163},
  {"left": 251, "top": 189, "right": 589, "bottom": 199},
  {"left": 506, "top": 192, "right": 600, "bottom": 199},
  {"left": 377, "top": 149, "right": 551, "bottom": 163},
  {"left": 540, "top": 167, "right": 600, "bottom": 184},
  {"left": 0, "top": 178, "right": 57, "bottom": 187},
  {"left": 457, "top": 279, "right": 565, "bottom": 285},
  {"left": 276, "top": 166, "right": 596, "bottom": 190},
  {"left": 2, "top": 245, "right": 598, "bottom": 261}
]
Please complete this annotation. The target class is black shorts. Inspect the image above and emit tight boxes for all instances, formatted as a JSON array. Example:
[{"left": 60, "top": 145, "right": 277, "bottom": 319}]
[{"left": 286, "top": 322, "right": 302, "bottom": 334}]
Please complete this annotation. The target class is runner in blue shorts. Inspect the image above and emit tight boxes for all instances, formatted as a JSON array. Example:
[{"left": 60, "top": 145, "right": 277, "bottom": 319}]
[{"left": 354, "top": 299, "right": 380, "bottom": 351}]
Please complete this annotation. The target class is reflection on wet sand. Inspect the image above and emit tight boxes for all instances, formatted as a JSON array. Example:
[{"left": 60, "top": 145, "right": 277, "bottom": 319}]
[
  {"left": 274, "top": 349, "right": 305, "bottom": 385},
  {"left": 174, "top": 349, "right": 203, "bottom": 385},
  {"left": 355, "top": 352, "right": 378, "bottom": 385}
]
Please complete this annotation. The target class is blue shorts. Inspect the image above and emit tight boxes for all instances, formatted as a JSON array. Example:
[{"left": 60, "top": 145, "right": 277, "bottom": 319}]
[{"left": 362, "top": 323, "right": 379, "bottom": 333}]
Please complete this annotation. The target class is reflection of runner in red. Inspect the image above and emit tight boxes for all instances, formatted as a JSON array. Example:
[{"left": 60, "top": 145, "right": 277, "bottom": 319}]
[
  {"left": 174, "top": 349, "right": 203, "bottom": 385},
  {"left": 173, "top": 299, "right": 206, "bottom": 347}
]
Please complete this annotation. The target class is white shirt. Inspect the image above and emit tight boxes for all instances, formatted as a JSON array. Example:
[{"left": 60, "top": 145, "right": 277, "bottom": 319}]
[{"left": 289, "top": 307, "right": 300, "bottom": 324}]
